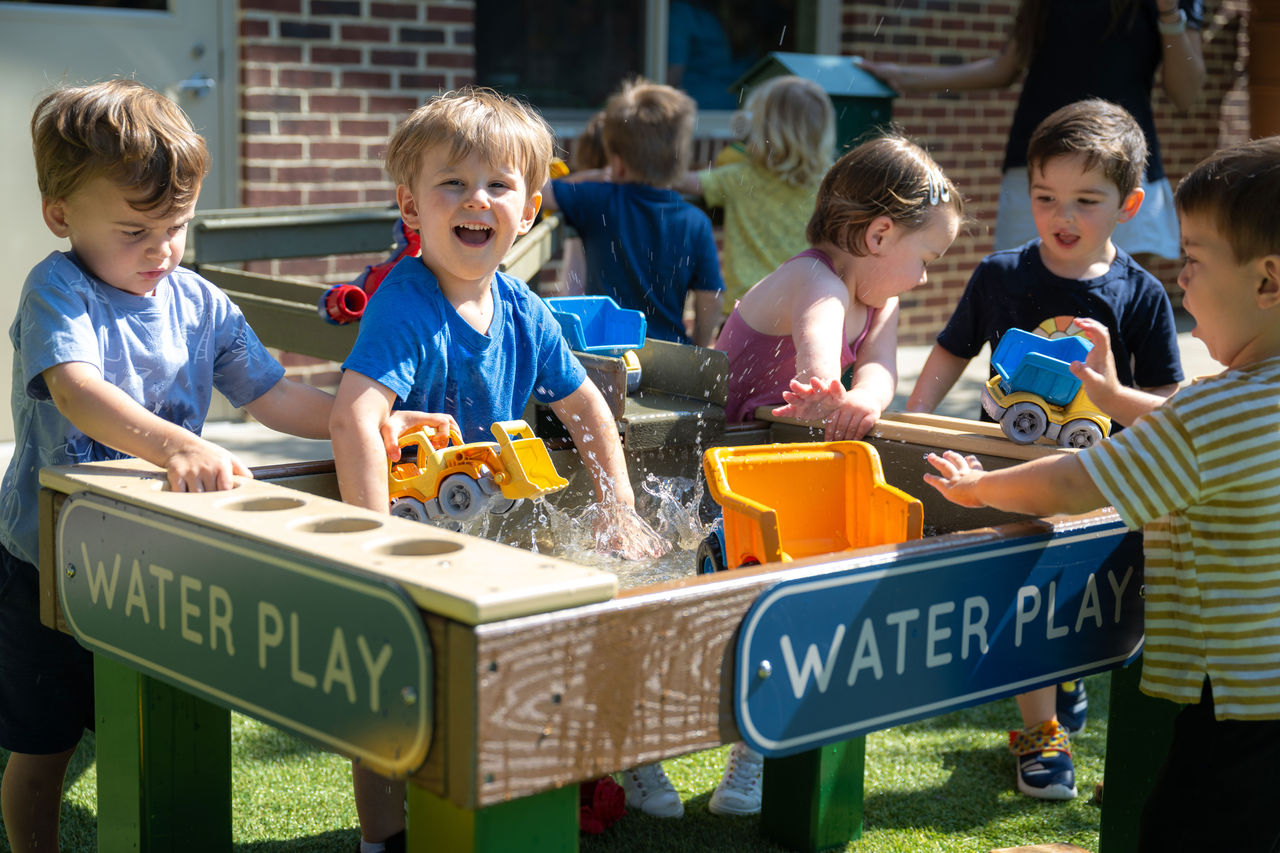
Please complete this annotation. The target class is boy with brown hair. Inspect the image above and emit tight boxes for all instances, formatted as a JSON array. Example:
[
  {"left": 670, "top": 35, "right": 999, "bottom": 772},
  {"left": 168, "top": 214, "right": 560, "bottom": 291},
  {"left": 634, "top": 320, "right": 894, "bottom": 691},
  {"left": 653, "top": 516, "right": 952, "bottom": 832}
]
[
  {"left": 926, "top": 135, "right": 1280, "bottom": 851},
  {"left": 2, "top": 78, "right": 347, "bottom": 853},
  {"left": 330, "top": 86, "right": 667, "bottom": 852},
  {"left": 543, "top": 78, "right": 724, "bottom": 346},
  {"left": 907, "top": 98, "right": 1184, "bottom": 800}
]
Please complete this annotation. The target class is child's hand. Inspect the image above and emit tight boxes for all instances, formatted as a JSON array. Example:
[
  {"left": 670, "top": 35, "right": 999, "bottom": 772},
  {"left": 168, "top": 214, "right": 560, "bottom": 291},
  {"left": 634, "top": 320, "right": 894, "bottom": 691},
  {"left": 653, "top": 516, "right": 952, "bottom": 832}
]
[
  {"left": 164, "top": 441, "right": 253, "bottom": 493},
  {"left": 773, "top": 377, "right": 881, "bottom": 441},
  {"left": 379, "top": 411, "right": 460, "bottom": 458},
  {"left": 923, "top": 451, "right": 988, "bottom": 508},
  {"left": 593, "top": 501, "right": 671, "bottom": 560},
  {"left": 1068, "top": 318, "right": 1121, "bottom": 409}
]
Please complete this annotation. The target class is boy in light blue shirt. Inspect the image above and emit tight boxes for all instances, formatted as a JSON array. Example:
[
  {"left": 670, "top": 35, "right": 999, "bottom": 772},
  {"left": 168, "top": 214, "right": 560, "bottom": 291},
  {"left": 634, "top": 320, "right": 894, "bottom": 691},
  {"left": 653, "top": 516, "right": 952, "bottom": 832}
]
[{"left": 330, "top": 87, "right": 668, "bottom": 853}]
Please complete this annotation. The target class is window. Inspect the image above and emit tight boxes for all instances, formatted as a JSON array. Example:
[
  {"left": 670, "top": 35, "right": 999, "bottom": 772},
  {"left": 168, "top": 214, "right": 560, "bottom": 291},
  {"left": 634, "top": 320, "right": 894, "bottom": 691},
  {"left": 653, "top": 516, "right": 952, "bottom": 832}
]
[{"left": 476, "top": 0, "right": 835, "bottom": 125}]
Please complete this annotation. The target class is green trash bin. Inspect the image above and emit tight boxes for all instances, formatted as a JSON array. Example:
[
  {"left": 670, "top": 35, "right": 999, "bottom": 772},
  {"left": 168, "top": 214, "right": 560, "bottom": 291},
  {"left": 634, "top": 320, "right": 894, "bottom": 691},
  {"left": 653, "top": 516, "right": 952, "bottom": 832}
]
[{"left": 731, "top": 51, "right": 896, "bottom": 151}]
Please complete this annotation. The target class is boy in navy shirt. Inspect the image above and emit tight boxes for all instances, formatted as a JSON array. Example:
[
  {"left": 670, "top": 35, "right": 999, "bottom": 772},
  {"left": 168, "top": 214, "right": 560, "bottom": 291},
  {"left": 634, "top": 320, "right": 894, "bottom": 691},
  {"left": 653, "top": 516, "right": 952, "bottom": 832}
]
[{"left": 544, "top": 78, "right": 724, "bottom": 346}]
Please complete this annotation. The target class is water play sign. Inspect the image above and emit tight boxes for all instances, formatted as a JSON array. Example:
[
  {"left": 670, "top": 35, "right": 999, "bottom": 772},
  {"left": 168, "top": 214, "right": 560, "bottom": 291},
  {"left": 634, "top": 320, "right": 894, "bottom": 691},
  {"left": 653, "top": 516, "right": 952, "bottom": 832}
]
[
  {"left": 56, "top": 492, "right": 433, "bottom": 778},
  {"left": 735, "top": 518, "right": 1144, "bottom": 757}
]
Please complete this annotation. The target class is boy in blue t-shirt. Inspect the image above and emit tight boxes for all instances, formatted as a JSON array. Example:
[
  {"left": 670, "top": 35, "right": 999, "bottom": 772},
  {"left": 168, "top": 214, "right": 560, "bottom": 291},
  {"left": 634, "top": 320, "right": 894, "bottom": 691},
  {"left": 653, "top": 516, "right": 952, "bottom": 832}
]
[
  {"left": 542, "top": 78, "right": 724, "bottom": 346},
  {"left": 1, "top": 79, "right": 350, "bottom": 852},
  {"left": 907, "top": 99, "right": 1184, "bottom": 802},
  {"left": 330, "top": 87, "right": 669, "bottom": 852}
]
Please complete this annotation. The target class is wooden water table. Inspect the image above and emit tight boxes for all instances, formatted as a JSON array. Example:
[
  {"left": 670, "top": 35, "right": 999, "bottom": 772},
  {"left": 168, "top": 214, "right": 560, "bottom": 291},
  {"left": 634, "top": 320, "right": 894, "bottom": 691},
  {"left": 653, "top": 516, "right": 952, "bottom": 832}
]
[{"left": 35, "top": 206, "right": 1169, "bottom": 851}]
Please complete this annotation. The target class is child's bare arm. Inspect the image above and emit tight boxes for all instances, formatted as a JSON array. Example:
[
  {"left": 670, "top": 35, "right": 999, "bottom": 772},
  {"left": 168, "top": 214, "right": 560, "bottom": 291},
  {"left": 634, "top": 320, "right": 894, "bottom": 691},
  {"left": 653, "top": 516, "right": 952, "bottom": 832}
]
[
  {"left": 550, "top": 380, "right": 668, "bottom": 559},
  {"left": 329, "top": 370, "right": 398, "bottom": 512},
  {"left": 691, "top": 290, "right": 723, "bottom": 347},
  {"left": 1069, "top": 317, "right": 1170, "bottom": 426},
  {"left": 550, "top": 380, "right": 633, "bottom": 507},
  {"left": 539, "top": 178, "right": 560, "bottom": 211},
  {"left": 242, "top": 378, "right": 334, "bottom": 439},
  {"left": 44, "top": 361, "right": 251, "bottom": 492},
  {"left": 677, "top": 170, "right": 704, "bottom": 196},
  {"left": 924, "top": 450, "right": 1106, "bottom": 517},
  {"left": 907, "top": 344, "right": 971, "bottom": 413}
]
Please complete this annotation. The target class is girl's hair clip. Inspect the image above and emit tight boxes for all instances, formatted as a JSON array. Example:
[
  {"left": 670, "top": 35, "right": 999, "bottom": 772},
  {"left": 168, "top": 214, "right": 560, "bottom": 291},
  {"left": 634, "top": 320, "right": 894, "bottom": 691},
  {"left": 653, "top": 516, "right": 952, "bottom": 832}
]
[{"left": 926, "top": 170, "right": 951, "bottom": 206}]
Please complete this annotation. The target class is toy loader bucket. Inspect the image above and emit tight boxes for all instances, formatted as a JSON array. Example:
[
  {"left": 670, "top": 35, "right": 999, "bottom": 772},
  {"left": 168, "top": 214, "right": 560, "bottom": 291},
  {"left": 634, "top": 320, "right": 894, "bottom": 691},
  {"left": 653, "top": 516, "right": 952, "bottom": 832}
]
[
  {"left": 702, "top": 441, "right": 923, "bottom": 569},
  {"left": 489, "top": 420, "right": 569, "bottom": 500},
  {"left": 544, "top": 295, "right": 647, "bottom": 357}
]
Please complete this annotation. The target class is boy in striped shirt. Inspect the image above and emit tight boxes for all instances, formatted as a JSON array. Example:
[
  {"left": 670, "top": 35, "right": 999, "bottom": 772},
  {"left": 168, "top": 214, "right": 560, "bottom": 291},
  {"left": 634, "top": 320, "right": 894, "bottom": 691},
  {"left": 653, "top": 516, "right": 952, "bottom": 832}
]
[{"left": 924, "top": 136, "right": 1280, "bottom": 852}]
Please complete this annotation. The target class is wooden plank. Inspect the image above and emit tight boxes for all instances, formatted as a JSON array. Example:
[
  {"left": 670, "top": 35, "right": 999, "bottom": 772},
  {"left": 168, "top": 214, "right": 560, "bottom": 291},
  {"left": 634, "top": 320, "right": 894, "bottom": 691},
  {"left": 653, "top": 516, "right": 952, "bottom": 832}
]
[
  {"left": 499, "top": 215, "right": 562, "bottom": 285},
  {"left": 39, "top": 459, "right": 617, "bottom": 626},
  {"left": 189, "top": 203, "right": 399, "bottom": 264},
  {"left": 465, "top": 515, "right": 1109, "bottom": 806}
]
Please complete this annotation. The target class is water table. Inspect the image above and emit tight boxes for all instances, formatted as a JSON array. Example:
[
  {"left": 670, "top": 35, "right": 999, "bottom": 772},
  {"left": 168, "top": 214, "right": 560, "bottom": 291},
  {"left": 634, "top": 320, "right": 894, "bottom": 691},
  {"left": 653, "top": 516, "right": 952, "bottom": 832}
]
[{"left": 35, "top": 206, "right": 1173, "bottom": 851}]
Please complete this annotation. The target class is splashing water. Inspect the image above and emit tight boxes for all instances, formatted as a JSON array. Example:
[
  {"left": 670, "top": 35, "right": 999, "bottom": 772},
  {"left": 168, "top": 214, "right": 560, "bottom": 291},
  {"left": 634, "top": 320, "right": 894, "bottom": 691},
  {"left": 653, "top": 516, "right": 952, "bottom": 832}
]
[{"left": 408, "top": 472, "right": 714, "bottom": 588}]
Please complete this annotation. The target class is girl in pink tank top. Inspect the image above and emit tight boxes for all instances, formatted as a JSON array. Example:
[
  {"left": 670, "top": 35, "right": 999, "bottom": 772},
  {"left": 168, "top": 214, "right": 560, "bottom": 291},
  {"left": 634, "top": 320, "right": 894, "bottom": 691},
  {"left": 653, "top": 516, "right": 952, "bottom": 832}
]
[{"left": 714, "top": 133, "right": 963, "bottom": 441}]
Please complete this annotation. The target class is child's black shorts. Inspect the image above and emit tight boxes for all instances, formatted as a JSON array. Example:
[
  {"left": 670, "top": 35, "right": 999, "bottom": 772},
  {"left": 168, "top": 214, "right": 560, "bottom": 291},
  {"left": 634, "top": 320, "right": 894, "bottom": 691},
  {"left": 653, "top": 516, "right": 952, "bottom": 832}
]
[{"left": 0, "top": 544, "right": 94, "bottom": 754}]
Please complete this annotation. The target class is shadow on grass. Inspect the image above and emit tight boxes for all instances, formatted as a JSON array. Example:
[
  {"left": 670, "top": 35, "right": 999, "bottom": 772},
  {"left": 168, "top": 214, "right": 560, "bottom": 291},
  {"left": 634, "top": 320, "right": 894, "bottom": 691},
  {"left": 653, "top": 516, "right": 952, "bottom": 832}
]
[
  {"left": 232, "top": 828, "right": 360, "bottom": 852},
  {"left": 233, "top": 718, "right": 327, "bottom": 763}
]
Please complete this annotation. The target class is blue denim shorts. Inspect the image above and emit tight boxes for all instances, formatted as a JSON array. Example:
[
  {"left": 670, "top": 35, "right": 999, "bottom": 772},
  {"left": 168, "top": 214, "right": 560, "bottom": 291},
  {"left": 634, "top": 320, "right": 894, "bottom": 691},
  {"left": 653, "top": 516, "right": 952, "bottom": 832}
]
[{"left": 0, "top": 544, "right": 94, "bottom": 754}]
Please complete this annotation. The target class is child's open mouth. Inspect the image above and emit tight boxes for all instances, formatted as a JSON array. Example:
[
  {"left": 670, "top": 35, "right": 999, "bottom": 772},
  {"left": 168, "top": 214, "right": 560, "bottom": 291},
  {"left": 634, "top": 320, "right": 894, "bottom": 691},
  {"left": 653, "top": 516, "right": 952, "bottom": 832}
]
[
  {"left": 1054, "top": 231, "right": 1079, "bottom": 248},
  {"left": 455, "top": 224, "right": 493, "bottom": 246}
]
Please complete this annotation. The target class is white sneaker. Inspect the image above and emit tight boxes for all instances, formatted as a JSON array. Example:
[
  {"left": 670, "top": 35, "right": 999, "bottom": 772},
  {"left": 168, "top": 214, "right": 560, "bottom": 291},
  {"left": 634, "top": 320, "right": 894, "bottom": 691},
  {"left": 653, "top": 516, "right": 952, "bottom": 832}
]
[
  {"left": 709, "top": 742, "right": 764, "bottom": 816},
  {"left": 618, "top": 761, "right": 684, "bottom": 818}
]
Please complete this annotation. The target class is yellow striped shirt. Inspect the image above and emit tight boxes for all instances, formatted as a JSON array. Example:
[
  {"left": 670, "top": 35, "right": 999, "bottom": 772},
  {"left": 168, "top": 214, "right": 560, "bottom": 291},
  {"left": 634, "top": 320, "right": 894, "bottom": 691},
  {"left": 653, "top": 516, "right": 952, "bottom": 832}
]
[{"left": 1079, "top": 355, "right": 1280, "bottom": 719}]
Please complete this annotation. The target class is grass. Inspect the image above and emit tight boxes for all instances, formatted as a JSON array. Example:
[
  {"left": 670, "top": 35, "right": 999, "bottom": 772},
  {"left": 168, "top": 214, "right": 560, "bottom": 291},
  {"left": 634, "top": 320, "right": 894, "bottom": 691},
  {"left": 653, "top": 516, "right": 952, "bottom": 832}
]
[{"left": 0, "top": 674, "right": 1109, "bottom": 852}]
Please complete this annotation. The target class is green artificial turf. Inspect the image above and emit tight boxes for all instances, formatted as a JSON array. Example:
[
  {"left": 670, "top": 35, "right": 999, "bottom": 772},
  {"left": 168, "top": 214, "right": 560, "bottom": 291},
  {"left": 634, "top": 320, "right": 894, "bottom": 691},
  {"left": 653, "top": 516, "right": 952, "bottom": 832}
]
[{"left": 0, "top": 673, "right": 1110, "bottom": 852}]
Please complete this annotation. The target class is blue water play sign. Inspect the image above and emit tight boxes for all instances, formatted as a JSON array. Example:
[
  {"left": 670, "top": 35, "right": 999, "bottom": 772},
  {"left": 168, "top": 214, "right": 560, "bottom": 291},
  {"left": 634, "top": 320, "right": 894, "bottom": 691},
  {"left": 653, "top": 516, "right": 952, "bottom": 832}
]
[{"left": 735, "top": 518, "right": 1144, "bottom": 757}]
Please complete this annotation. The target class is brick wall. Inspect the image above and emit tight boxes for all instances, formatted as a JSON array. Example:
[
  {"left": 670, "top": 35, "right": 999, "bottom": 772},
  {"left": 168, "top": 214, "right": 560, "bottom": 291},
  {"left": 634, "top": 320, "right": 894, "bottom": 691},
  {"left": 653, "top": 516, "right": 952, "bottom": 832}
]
[{"left": 846, "top": 0, "right": 1253, "bottom": 344}]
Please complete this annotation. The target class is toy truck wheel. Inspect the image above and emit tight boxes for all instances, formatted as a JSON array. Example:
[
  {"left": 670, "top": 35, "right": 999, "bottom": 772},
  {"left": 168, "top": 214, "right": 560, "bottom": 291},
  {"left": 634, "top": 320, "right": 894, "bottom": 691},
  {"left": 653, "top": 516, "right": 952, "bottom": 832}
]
[
  {"left": 489, "top": 496, "right": 521, "bottom": 515},
  {"left": 389, "top": 497, "right": 430, "bottom": 523},
  {"left": 696, "top": 529, "right": 726, "bottom": 574},
  {"left": 438, "top": 474, "right": 486, "bottom": 521},
  {"left": 1059, "top": 419, "right": 1105, "bottom": 449},
  {"left": 1002, "top": 402, "right": 1049, "bottom": 444}
]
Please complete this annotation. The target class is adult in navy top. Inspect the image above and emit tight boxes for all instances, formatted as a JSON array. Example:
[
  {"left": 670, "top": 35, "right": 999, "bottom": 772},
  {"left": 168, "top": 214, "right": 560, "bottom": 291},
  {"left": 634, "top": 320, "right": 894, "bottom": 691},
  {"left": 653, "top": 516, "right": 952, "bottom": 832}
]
[
  {"left": 342, "top": 257, "right": 586, "bottom": 443},
  {"left": 550, "top": 179, "right": 724, "bottom": 345}
]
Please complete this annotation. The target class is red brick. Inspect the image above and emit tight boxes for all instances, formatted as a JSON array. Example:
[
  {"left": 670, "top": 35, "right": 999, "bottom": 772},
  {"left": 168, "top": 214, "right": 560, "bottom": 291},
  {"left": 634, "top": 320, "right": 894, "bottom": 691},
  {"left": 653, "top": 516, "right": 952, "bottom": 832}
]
[
  {"left": 276, "top": 165, "right": 334, "bottom": 182},
  {"left": 426, "top": 5, "right": 472, "bottom": 23},
  {"left": 339, "top": 119, "right": 392, "bottom": 137},
  {"left": 279, "top": 68, "right": 335, "bottom": 87},
  {"left": 369, "top": 95, "right": 420, "bottom": 113},
  {"left": 243, "top": 188, "right": 305, "bottom": 207},
  {"left": 400, "top": 73, "right": 447, "bottom": 90},
  {"left": 311, "top": 141, "right": 365, "bottom": 159},
  {"left": 243, "top": 93, "right": 304, "bottom": 112},
  {"left": 340, "top": 24, "right": 391, "bottom": 41},
  {"left": 332, "top": 165, "right": 387, "bottom": 181},
  {"left": 279, "top": 118, "right": 333, "bottom": 135},
  {"left": 311, "top": 46, "right": 363, "bottom": 63},
  {"left": 425, "top": 51, "right": 473, "bottom": 69},
  {"left": 243, "top": 141, "right": 305, "bottom": 160},
  {"left": 309, "top": 94, "right": 364, "bottom": 112},
  {"left": 305, "top": 189, "right": 364, "bottom": 207},
  {"left": 371, "top": 2, "right": 420, "bottom": 20},
  {"left": 241, "top": 44, "right": 304, "bottom": 63},
  {"left": 371, "top": 49, "right": 419, "bottom": 66},
  {"left": 239, "top": 17, "right": 270, "bottom": 37},
  {"left": 241, "top": 67, "right": 273, "bottom": 87},
  {"left": 342, "top": 70, "right": 393, "bottom": 89}
]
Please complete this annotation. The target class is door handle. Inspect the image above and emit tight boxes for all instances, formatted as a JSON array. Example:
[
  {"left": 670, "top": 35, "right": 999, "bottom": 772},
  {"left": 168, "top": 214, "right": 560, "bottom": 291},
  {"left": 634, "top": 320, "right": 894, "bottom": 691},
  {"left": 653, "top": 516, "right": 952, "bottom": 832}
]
[{"left": 176, "top": 74, "right": 216, "bottom": 98}]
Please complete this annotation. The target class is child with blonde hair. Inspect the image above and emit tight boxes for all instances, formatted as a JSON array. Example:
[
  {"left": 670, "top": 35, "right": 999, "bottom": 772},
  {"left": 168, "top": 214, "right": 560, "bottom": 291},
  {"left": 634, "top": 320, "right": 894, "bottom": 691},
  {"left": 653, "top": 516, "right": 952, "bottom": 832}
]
[
  {"left": 683, "top": 74, "right": 837, "bottom": 309},
  {"left": 717, "top": 133, "right": 963, "bottom": 443},
  {"left": 331, "top": 87, "right": 667, "bottom": 851}
]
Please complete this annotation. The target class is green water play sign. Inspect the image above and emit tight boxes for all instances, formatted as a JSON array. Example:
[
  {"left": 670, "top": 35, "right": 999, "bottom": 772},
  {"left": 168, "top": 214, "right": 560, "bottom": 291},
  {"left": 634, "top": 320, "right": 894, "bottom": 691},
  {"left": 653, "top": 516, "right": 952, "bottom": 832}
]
[{"left": 56, "top": 492, "right": 432, "bottom": 778}]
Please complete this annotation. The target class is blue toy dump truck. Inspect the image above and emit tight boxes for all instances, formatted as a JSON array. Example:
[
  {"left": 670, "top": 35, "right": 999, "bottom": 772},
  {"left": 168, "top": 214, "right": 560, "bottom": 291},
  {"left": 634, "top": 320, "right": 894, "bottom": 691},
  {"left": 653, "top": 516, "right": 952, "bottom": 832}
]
[
  {"left": 981, "top": 327, "right": 1112, "bottom": 448},
  {"left": 544, "top": 295, "right": 647, "bottom": 392}
]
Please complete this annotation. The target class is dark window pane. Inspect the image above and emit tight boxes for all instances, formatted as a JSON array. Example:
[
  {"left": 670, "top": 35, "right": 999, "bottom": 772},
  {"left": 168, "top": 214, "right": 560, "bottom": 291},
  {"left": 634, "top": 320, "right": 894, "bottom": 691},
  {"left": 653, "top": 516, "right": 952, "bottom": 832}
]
[
  {"left": 475, "top": 0, "right": 645, "bottom": 110},
  {"left": 668, "top": 0, "right": 799, "bottom": 110}
]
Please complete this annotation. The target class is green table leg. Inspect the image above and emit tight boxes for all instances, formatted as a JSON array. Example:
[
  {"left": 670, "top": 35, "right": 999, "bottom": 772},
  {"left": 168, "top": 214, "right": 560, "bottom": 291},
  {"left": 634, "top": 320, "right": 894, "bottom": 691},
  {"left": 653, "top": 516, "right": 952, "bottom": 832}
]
[
  {"left": 761, "top": 737, "right": 866, "bottom": 852},
  {"left": 1099, "top": 659, "right": 1180, "bottom": 853},
  {"left": 93, "top": 655, "right": 232, "bottom": 853},
  {"left": 406, "top": 782, "right": 578, "bottom": 853}
]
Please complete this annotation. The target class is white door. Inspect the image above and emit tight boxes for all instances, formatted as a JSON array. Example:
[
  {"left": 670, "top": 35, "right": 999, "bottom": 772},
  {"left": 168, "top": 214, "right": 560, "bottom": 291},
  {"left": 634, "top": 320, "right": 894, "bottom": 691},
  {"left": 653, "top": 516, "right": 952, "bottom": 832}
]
[{"left": 0, "top": 0, "right": 235, "bottom": 441}]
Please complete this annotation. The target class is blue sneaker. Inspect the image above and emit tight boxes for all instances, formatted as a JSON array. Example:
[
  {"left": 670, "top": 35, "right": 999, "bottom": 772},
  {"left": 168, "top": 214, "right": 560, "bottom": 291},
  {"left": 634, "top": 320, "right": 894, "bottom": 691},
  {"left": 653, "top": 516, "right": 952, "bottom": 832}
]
[
  {"left": 1056, "top": 679, "right": 1088, "bottom": 736},
  {"left": 1010, "top": 720, "right": 1078, "bottom": 800}
]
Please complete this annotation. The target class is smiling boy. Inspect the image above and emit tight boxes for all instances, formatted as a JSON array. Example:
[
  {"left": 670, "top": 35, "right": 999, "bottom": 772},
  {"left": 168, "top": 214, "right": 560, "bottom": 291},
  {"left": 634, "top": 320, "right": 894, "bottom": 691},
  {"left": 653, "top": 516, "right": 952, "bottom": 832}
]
[
  {"left": 329, "top": 87, "right": 667, "bottom": 853},
  {"left": 925, "top": 136, "right": 1280, "bottom": 851},
  {"left": 905, "top": 98, "right": 1184, "bottom": 801}
]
